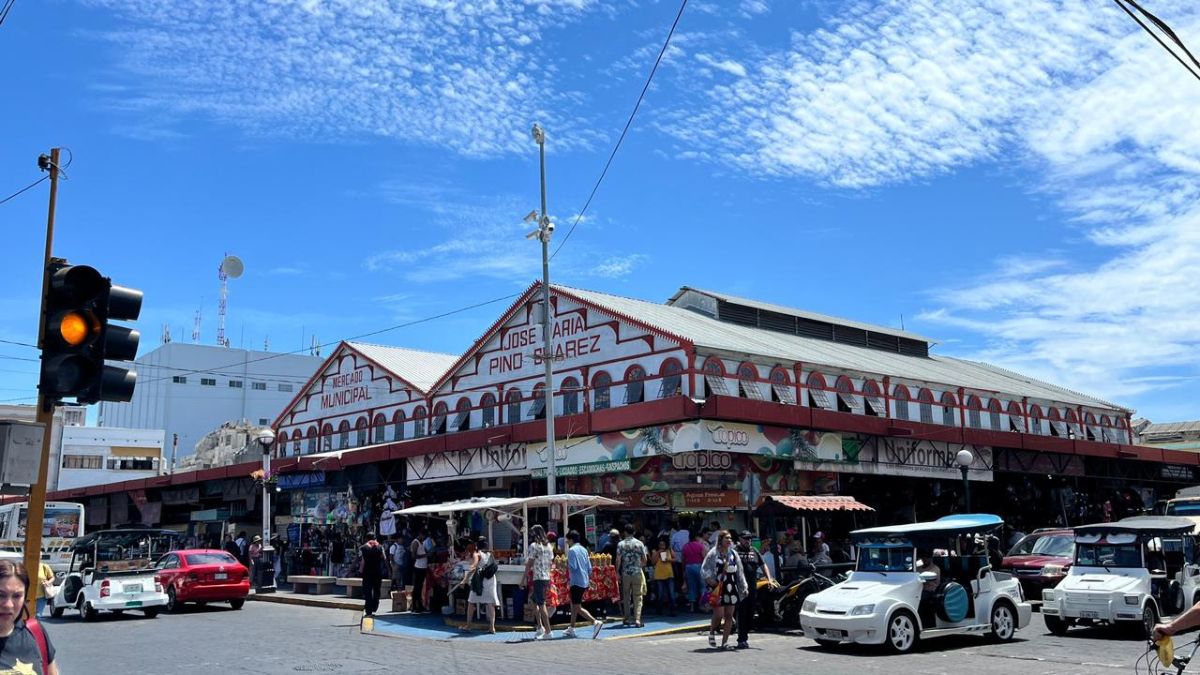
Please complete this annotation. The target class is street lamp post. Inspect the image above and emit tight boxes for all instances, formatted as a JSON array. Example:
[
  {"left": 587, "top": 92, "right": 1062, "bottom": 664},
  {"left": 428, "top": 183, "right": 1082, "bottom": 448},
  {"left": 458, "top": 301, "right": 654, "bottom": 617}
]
[
  {"left": 956, "top": 449, "right": 974, "bottom": 512},
  {"left": 529, "top": 123, "right": 557, "bottom": 506},
  {"left": 256, "top": 428, "right": 276, "bottom": 593}
]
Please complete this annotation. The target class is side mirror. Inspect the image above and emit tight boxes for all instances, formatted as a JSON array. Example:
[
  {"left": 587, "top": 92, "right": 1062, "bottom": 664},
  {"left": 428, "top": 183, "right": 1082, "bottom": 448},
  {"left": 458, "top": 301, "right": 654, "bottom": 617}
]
[{"left": 919, "top": 571, "right": 938, "bottom": 583}]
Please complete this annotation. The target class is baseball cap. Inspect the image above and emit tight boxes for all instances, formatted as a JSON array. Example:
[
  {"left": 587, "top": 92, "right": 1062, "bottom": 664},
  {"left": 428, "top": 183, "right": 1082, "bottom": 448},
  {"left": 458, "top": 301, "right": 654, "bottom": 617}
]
[{"left": 739, "top": 530, "right": 754, "bottom": 540}]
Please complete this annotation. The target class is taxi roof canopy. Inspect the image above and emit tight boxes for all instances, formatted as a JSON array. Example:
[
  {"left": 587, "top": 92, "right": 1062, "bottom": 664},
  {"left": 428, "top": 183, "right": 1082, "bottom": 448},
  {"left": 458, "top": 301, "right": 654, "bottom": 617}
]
[
  {"left": 1074, "top": 516, "right": 1195, "bottom": 538},
  {"left": 851, "top": 514, "right": 1003, "bottom": 542},
  {"left": 72, "top": 528, "right": 178, "bottom": 551}
]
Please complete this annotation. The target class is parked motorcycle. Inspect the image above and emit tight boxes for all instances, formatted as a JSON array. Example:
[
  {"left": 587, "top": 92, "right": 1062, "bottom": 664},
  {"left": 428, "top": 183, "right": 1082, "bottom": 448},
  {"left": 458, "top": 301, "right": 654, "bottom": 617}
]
[{"left": 757, "top": 562, "right": 844, "bottom": 628}]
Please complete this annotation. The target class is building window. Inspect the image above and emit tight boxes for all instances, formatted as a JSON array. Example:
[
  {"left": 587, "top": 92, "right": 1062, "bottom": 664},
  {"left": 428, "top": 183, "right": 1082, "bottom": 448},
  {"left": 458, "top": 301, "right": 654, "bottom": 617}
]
[
  {"left": 967, "top": 396, "right": 983, "bottom": 428},
  {"left": 338, "top": 421, "right": 350, "bottom": 449},
  {"left": 106, "top": 457, "right": 158, "bottom": 471},
  {"left": 229, "top": 380, "right": 243, "bottom": 388},
  {"left": 862, "top": 380, "right": 884, "bottom": 416},
  {"left": 293, "top": 438, "right": 301, "bottom": 456},
  {"left": 392, "top": 411, "right": 406, "bottom": 441},
  {"left": 737, "top": 363, "right": 763, "bottom": 400},
  {"left": 373, "top": 414, "right": 387, "bottom": 443},
  {"left": 561, "top": 378, "right": 580, "bottom": 415},
  {"left": 624, "top": 366, "right": 646, "bottom": 404},
  {"left": 806, "top": 373, "right": 832, "bottom": 410},
  {"left": 258, "top": 418, "right": 269, "bottom": 426},
  {"left": 506, "top": 389, "right": 523, "bottom": 423},
  {"left": 452, "top": 398, "right": 471, "bottom": 431},
  {"left": 431, "top": 403, "right": 448, "bottom": 435},
  {"left": 172, "top": 376, "right": 187, "bottom": 384},
  {"left": 480, "top": 394, "right": 496, "bottom": 427},
  {"left": 252, "top": 382, "right": 267, "bottom": 391},
  {"left": 1007, "top": 402, "right": 1023, "bottom": 432},
  {"left": 529, "top": 384, "right": 547, "bottom": 419},
  {"left": 592, "top": 373, "right": 611, "bottom": 411},
  {"left": 278, "top": 383, "right": 294, "bottom": 393},
  {"left": 62, "top": 454, "right": 102, "bottom": 469},
  {"left": 835, "top": 376, "right": 857, "bottom": 413},
  {"left": 1029, "top": 406, "right": 1043, "bottom": 435},
  {"left": 703, "top": 358, "right": 729, "bottom": 397},
  {"left": 769, "top": 367, "right": 795, "bottom": 404},
  {"left": 307, "top": 428, "right": 317, "bottom": 454},
  {"left": 413, "top": 406, "right": 427, "bottom": 438},
  {"left": 988, "top": 400, "right": 1003, "bottom": 431},
  {"left": 658, "top": 360, "right": 683, "bottom": 399},
  {"left": 941, "top": 392, "right": 957, "bottom": 426},
  {"left": 200, "top": 378, "right": 216, "bottom": 386},
  {"left": 356, "top": 418, "right": 368, "bottom": 447},
  {"left": 893, "top": 386, "right": 910, "bottom": 421}
]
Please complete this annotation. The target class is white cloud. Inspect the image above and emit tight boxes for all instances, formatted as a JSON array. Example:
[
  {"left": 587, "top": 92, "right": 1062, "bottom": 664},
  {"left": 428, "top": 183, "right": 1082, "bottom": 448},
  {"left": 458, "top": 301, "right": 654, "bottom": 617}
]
[
  {"left": 587, "top": 254, "right": 647, "bottom": 278},
  {"left": 695, "top": 53, "right": 747, "bottom": 78}
]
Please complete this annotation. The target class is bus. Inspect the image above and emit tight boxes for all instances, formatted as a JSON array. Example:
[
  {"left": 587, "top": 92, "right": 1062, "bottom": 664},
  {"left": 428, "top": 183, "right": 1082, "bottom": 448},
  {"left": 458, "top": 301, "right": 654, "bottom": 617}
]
[
  {"left": 0, "top": 501, "right": 86, "bottom": 579},
  {"left": 1166, "top": 486, "right": 1200, "bottom": 517}
]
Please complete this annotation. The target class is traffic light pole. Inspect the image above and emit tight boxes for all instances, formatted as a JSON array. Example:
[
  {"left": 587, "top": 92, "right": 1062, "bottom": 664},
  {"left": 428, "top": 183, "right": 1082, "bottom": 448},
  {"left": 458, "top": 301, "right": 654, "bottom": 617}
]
[{"left": 24, "top": 148, "right": 61, "bottom": 617}]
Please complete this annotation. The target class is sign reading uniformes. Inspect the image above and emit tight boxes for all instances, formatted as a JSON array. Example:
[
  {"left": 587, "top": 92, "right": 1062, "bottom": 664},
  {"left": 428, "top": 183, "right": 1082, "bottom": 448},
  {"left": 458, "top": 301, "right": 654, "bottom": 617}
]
[
  {"left": 408, "top": 442, "right": 532, "bottom": 484},
  {"left": 793, "top": 436, "right": 993, "bottom": 482}
]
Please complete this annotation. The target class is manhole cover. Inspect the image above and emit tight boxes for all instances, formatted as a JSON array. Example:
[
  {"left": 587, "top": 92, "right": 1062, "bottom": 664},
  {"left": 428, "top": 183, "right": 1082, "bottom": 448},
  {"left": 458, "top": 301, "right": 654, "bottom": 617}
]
[{"left": 293, "top": 664, "right": 344, "bottom": 672}]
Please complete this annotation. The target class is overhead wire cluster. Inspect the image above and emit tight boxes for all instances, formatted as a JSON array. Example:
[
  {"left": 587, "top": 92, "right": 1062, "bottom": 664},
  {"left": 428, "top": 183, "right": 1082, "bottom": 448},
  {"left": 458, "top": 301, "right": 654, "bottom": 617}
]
[{"left": 1113, "top": 0, "right": 1200, "bottom": 83}]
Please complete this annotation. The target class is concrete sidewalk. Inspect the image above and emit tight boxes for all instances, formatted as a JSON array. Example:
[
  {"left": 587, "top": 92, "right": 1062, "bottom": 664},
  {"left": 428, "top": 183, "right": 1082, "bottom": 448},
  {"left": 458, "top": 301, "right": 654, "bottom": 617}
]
[{"left": 361, "top": 611, "right": 710, "bottom": 643}]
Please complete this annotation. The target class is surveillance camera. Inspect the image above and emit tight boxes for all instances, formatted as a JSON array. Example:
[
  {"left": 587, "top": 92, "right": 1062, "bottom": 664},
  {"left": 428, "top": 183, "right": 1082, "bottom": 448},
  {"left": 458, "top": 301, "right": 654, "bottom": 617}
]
[{"left": 544, "top": 220, "right": 555, "bottom": 233}]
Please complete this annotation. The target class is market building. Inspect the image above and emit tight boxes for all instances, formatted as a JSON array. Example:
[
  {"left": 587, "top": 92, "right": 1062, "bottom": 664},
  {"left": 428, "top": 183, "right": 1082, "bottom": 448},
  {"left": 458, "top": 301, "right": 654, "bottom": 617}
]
[{"left": 47, "top": 283, "right": 1198, "bottom": 571}]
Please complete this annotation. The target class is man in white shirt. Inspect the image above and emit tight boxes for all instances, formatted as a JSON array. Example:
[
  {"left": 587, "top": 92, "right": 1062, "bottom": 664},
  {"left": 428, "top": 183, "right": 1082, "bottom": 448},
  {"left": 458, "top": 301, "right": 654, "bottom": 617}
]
[
  {"left": 410, "top": 529, "right": 431, "bottom": 612},
  {"left": 670, "top": 522, "right": 690, "bottom": 595}
]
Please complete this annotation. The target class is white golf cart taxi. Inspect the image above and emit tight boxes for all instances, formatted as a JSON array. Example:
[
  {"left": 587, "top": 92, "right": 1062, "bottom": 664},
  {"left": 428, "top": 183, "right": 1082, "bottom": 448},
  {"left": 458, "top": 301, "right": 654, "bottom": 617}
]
[
  {"left": 49, "top": 528, "right": 175, "bottom": 620},
  {"left": 800, "top": 514, "right": 1032, "bottom": 653},
  {"left": 1042, "top": 516, "right": 1196, "bottom": 638}
]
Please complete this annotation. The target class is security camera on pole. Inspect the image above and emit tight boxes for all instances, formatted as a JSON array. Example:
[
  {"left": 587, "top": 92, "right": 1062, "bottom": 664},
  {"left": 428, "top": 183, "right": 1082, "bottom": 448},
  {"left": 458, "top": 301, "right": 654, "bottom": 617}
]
[{"left": 527, "top": 123, "right": 559, "bottom": 531}]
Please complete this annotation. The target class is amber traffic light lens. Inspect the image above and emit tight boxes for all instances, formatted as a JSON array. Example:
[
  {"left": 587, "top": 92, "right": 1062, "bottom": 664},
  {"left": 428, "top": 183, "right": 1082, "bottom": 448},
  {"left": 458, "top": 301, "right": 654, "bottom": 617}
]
[{"left": 59, "top": 312, "right": 91, "bottom": 346}]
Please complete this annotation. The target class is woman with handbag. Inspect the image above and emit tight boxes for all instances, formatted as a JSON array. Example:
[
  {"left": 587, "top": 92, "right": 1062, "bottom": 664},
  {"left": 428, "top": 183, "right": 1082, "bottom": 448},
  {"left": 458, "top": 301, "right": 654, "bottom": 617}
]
[
  {"left": 453, "top": 537, "right": 499, "bottom": 633},
  {"left": 701, "top": 530, "right": 747, "bottom": 650}
]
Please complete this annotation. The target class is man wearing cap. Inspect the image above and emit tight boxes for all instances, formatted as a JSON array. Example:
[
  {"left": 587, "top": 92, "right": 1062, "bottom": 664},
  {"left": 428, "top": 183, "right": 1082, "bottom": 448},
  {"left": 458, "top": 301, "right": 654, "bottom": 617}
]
[
  {"left": 812, "top": 532, "right": 832, "bottom": 566},
  {"left": 734, "top": 530, "right": 774, "bottom": 650}
]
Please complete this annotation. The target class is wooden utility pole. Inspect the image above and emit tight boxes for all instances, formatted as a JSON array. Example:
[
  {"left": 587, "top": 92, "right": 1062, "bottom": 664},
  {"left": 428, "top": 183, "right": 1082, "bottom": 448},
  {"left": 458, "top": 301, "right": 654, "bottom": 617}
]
[{"left": 24, "top": 147, "right": 60, "bottom": 617}]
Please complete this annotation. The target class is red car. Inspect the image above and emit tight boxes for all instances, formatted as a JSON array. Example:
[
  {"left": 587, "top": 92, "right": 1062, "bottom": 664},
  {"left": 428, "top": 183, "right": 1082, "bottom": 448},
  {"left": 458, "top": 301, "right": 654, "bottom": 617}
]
[
  {"left": 154, "top": 549, "right": 250, "bottom": 612},
  {"left": 1000, "top": 528, "right": 1075, "bottom": 601}
]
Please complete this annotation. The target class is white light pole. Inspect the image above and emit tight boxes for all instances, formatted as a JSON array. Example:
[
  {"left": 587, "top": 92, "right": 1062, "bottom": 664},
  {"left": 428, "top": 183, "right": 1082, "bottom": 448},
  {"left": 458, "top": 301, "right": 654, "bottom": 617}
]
[
  {"left": 529, "top": 123, "right": 558, "bottom": 507},
  {"left": 256, "top": 428, "right": 276, "bottom": 593},
  {"left": 955, "top": 449, "right": 974, "bottom": 512}
]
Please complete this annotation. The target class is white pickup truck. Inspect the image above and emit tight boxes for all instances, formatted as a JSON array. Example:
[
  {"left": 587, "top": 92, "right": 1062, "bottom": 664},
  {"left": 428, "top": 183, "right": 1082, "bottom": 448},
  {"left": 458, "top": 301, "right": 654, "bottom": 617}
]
[{"left": 49, "top": 529, "right": 176, "bottom": 620}]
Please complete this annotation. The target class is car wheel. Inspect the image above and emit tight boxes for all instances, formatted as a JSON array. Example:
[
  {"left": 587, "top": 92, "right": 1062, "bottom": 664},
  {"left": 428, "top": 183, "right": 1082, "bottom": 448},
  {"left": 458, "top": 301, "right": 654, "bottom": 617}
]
[
  {"left": 990, "top": 602, "right": 1016, "bottom": 642},
  {"left": 50, "top": 605, "right": 64, "bottom": 618},
  {"left": 144, "top": 607, "right": 159, "bottom": 618},
  {"left": 1139, "top": 604, "right": 1158, "bottom": 640},
  {"left": 167, "top": 587, "right": 180, "bottom": 613},
  {"left": 1044, "top": 614, "right": 1069, "bottom": 635},
  {"left": 80, "top": 601, "right": 97, "bottom": 622},
  {"left": 230, "top": 598, "right": 245, "bottom": 610},
  {"left": 885, "top": 610, "right": 919, "bottom": 654},
  {"left": 814, "top": 639, "right": 840, "bottom": 650}
]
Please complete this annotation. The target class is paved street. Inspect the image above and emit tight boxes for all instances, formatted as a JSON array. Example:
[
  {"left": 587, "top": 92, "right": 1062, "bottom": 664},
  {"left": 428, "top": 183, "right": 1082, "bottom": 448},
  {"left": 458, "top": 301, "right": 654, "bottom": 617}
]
[{"left": 43, "top": 602, "right": 1175, "bottom": 675}]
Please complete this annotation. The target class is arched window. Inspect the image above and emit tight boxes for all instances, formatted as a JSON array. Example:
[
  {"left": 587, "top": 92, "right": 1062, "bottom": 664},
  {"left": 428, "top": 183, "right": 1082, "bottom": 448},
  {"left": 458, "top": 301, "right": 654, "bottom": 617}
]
[
  {"left": 702, "top": 357, "right": 729, "bottom": 397},
  {"left": 940, "top": 392, "right": 957, "bottom": 426},
  {"left": 506, "top": 389, "right": 523, "bottom": 422},
  {"left": 355, "top": 417, "right": 368, "bottom": 447},
  {"left": 987, "top": 399, "right": 1003, "bottom": 431},
  {"left": 321, "top": 423, "right": 333, "bottom": 451},
  {"left": 392, "top": 410, "right": 406, "bottom": 442},
  {"left": 453, "top": 397, "right": 472, "bottom": 432},
  {"left": 480, "top": 393, "right": 497, "bottom": 427},
  {"left": 1065, "top": 409, "right": 1079, "bottom": 438},
  {"left": 561, "top": 377, "right": 580, "bottom": 415},
  {"left": 966, "top": 396, "right": 983, "bottom": 429},
  {"left": 307, "top": 426, "right": 317, "bottom": 454},
  {"left": 1047, "top": 408, "right": 1064, "bottom": 437},
  {"left": 862, "top": 380, "right": 884, "bottom": 416},
  {"left": 806, "top": 372, "right": 831, "bottom": 410},
  {"left": 431, "top": 402, "right": 449, "bottom": 434},
  {"left": 413, "top": 405, "right": 427, "bottom": 438},
  {"left": 372, "top": 414, "right": 387, "bottom": 444},
  {"left": 769, "top": 367, "right": 795, "bottom": 404},
  {"left": 530, "top": 383, "right": 548, "bottom": 419},
  {"left": 592, "top": 372, "right": 612, "bottom": 411},
  {"left": 1006, "top": 401, "right": 1023, "bottom": 433},
  {"left": 835, "top": 376, "right": 859, "bottom": 414},
  {"left": 291, "top": 431, "right": 302, "bottom": 457},
  {"left": 624, "top": 365, "right": 645, "bottom": 404},
  {"left": 658, "top": 359, "right": 683, "bottom": 399},
  {"left": 737, "top": 362, "right": 762, "bottom": 400},
  {"left": 338, "top": 420, "right": 351, "bottom": 449},
  {"left": 893, "top": 385, "right": 911, "bottom": 421},
  {"left": 1029, "top": 405, "right": 1043, "bottom": 435},
  {"left": 1100, "top": 415, "right": 1113, "bottom": 443},
  {"left": 918, "top": 388, "right": 934, "bottom": 424}
]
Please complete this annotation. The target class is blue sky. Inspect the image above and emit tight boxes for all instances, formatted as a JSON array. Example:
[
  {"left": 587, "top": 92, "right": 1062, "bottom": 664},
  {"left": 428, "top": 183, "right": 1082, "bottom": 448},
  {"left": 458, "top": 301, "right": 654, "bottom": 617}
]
[{"left": 2, "top": 0, "right": 1199, "bottom": 422}]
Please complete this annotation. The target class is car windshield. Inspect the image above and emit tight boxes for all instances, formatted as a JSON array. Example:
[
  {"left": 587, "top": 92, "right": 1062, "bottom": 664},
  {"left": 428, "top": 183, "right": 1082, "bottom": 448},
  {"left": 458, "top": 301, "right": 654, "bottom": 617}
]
[
  {"left": 1025, "top": 535, "right": 1074, "bottom": 557},
  {"left": 857, "top": 545, "right": 913, "bottom": 573},
  {"left": 1167, "top": 502, "right": 1200, "bottom": 516},
  {"left": 185, "top": 552, "right": 237, "bottom": 566},
  {"left": 1076, "top": 543, "right": 1141, "bottom": 568}
]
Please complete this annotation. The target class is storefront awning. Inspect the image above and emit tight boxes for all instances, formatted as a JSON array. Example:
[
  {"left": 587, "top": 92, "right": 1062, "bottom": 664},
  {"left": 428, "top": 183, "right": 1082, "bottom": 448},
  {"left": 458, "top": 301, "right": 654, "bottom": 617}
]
[{"left": 757, "top": 495, "right": 875, "bottom": 512}]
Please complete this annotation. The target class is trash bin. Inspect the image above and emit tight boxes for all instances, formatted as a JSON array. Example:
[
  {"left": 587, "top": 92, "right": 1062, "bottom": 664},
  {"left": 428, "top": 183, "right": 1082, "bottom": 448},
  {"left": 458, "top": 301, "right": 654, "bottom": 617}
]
[{"left": 255, "top": 561, "right": 275, "bottom": 589}]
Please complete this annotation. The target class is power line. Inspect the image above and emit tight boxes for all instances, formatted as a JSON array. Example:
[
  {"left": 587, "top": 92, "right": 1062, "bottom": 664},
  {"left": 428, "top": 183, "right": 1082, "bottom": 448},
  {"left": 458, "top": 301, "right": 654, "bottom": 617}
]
[
  {"left": 0, "top": 339, "right": 37, "bottom": 349},
  {"left": 0, "top": 175, "right": 48, "bottom": 207},
  {"left": 551, "top": 0, "right": 689, "bottom": 260},
  {"left": 1113, "top": 0, "right": 1200, "bottom": 83},
  {"left": 0, "top": 354, "right": 38, "bottom": 363},
  {"left": 0, "top": 0, "right": 16, "bottom": 27}
]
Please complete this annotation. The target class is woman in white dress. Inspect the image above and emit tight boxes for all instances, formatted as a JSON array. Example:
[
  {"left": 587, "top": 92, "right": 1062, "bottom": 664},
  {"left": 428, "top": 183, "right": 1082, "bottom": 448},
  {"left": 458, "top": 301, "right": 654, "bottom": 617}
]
[{"left": 457, "top": 537, "right": 499, "bottom": 633}]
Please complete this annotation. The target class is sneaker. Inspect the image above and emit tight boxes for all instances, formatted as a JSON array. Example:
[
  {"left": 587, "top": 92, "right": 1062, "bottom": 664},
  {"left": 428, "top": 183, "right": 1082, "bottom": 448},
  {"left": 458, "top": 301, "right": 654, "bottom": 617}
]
[
  {"left": 592, "top": 620, "right": 604, "bottom": 639},
  {"left": 563, "top": 627, "right": 577, "bottom": 638},
  {"left": 708, "top": 633, "right": 717, "bottom": 648},
  {"left": 736, "top": 641, "right": 749, "bottom": 650},
  {"left": 534, "top": 628, "right": 545, "bottom": 640}
]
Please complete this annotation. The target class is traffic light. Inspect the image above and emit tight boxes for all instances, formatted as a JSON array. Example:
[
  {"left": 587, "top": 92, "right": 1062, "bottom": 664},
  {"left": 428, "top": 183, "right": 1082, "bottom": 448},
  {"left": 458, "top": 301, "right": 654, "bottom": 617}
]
[{"left": 39, "top": 260, "right": 143, "bottom": 404}]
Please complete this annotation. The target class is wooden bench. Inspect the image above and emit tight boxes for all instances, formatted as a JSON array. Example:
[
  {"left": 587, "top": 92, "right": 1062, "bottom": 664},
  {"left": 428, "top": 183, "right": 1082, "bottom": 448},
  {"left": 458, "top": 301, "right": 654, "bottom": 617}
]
[
  {"left": 335, "top": 577, "right": 392, "bottom": 599},
  {"left": 288, "top": 575, "right": 337, "bottom": 594}
]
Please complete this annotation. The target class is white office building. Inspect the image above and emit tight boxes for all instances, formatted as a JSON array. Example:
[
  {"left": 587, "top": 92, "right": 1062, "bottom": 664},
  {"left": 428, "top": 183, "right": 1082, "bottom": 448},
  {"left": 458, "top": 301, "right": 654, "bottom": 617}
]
[
  {"left": 98, "top": 343, "right": 322, "bottom": 464},
  {"left": 57, "top": 426, "right": 165, "bottom": 490}
]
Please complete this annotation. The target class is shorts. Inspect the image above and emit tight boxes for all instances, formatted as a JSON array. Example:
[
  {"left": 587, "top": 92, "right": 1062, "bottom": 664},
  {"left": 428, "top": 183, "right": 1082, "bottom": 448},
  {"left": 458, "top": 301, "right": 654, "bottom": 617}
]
[
  {"left": 569, "top": 585, "right": 586, "bottom": 604},
  {"left": 531, "top": 579, "right": 549, "bottom": 605}
]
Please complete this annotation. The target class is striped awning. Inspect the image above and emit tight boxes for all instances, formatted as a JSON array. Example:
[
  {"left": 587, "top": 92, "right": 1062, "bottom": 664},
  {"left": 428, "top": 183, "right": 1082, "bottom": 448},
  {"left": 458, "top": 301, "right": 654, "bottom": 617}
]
[{"left": 758, "top": 495, "right": 874, "bottom": 512}]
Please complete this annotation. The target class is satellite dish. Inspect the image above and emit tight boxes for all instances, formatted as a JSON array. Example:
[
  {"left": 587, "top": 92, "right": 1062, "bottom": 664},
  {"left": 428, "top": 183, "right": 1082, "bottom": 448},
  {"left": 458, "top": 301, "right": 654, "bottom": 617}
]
[{"left": 220, "top": 255, "right": 244, "bottom": 279}]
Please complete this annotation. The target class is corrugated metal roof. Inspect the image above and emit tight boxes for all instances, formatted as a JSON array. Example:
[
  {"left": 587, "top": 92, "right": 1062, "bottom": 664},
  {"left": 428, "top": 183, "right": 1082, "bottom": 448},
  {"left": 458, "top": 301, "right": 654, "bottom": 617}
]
[
  {"left": 562, "top": 286, "right": 1126, "bottom": 412},
  {"left": 668, "top": 286, "right": 934, "bottom": 344},
  {"left": 347, "top": 341, "right": 459, "bottom": 393},
  {"left": 1142, "top": 421, "right": 1200, "bottom": 435}
]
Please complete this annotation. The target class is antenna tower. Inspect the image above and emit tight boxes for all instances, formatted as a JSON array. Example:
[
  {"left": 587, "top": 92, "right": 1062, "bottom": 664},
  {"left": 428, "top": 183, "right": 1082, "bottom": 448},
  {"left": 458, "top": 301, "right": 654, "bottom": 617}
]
[
  {"left": 161, "top": 324, "right": 171, "bottom": 345},
  {"left": 217, "top": 254, "right": 244, "bottom": 348},
  {"left": 192, "top": 308, "right": 202, "bottom": 343},
  {"left": 310, "top": 335, "right": 320, "bottom": 357}
]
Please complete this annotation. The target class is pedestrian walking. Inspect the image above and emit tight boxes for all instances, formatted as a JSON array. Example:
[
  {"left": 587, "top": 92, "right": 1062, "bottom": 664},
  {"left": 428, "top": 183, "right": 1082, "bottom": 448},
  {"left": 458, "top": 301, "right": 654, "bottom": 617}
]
[
  {"left": 652, "top": 538, "right": 676, "bottom": 616},
  {"left": 564, "top": 530, "right": 604, "bottom": 639},
  {"left": 456, "top": 538, "right": 499, "bottom": 633},
  {"left": 616, "top": 523, "right": 647, "bottom": 628},
  {"left": 702, "top": 530, "right": 747, "bottom": 650},
  {"left": 670, "top": 521, "right": 689, "bottom": 595},
  {"left": 734, "top": 530, "right": 774, "bottom": 649},
  {"left": 0, "top": 560, "right": 60, "bottom": 674},
  {"left": 358, "top": 532, "right": 389, "bottom": 618},
  {"left": 682, "top": 530, "right": 707, "bottom": 612},
  {"left": 410, "top": 529, "right": 431, "bottom": 612},
  {"left": 521, "top": 524, "right": 555, "bottom": 640}
]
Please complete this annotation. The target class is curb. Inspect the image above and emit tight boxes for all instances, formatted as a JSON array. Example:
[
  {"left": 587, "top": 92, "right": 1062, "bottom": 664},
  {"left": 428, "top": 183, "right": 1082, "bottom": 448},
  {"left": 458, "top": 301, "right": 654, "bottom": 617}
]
[
  {"left": 604, "top": 622, "right": 709, "bottom": 640},
  {"left": 247, "top": 593, "right": 363, "bottom": 611}
]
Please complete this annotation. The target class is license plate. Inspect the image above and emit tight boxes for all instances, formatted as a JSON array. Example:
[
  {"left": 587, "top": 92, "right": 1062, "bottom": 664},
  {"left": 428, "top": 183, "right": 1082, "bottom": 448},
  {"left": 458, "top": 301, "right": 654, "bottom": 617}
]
[
  {"left": 124, "top": 584, "right": 142, "bottom": 594},
  {"left": 125, "top": 600, "right": 143, "bottom": 608},
  {"left": 214, "top": 573, "right": 228, "bottom": 580},
  {"left": 1080, "top": 610, "right": 1099, "bottom": 619},
  {"left": 825, "top": 629, "right": 845, "bottom": 639}
]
